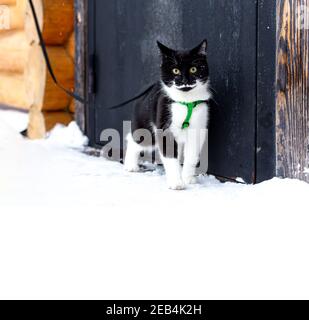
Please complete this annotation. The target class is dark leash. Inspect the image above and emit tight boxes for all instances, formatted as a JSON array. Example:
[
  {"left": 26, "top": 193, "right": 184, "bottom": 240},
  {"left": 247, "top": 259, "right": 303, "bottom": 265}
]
[
  {"left": 107, "top": 83, "right": 156, "bottom": 110},
  {"left": 30, "top": 0, "right": 212, "bottom": 113},
  {"left": 29, "top": 0, "right": 154, "bottom": 110},
  {"left": 28, "top": 0, "right": 86, "bottom": 104},
  {"left": 29, "top": 0, "right": 218, "bottom": 115}
]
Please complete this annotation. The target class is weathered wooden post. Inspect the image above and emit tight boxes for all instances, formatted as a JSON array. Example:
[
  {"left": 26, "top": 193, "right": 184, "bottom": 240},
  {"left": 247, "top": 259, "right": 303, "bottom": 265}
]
[
  {"left": 276, "top": 0, "right": 309, "bottom": 182},
  {"left": 74, "top": 0, "right": 87, "bottom": 132}
]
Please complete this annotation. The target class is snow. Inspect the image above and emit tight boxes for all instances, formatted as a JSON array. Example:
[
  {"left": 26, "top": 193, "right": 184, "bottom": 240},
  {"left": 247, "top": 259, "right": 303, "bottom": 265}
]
[
  {"left": 46, "top": 122, "right": 89, "bottom": 148},
  {"left": 1, "top": 117, "right": 309, "bottom": 300},
  {"left": 0, "top": 108, "right": 28, "bottom": 132}
]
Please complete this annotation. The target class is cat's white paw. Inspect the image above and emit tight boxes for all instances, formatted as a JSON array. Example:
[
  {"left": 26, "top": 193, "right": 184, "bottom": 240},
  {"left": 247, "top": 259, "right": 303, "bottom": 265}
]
[
  {"left": 168, "top": 179, "right": 185, "bottom": 190},
  {"left": 183, "top": 176, "right": 198, "bottom": 185},
  {"left": 124, "top": 162, "right": 140, "bottom": 172}
]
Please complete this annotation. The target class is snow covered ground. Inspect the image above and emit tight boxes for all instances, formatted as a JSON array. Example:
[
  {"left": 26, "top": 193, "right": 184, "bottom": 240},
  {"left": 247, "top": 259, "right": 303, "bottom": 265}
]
[{"left": 1, "top": 114, "right": 309, "bottom": 300}]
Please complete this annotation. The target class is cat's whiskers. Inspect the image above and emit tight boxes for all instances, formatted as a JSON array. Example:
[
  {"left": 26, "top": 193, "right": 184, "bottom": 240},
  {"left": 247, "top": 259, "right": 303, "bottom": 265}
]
[{"left": 163, "top": 80, "right": 212, "bottom": 103}]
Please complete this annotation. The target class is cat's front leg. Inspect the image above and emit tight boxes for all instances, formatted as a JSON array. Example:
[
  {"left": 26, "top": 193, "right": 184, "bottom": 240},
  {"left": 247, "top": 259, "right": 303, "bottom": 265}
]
[
  {"left": 182, "top": 129, "right": 207, "bottom": 185},
  {"left": 124, "top": 134, "right": 141, "bottom": 172},
  {"left": 158, "top": 131, "right": 184, "bottom": 190},
  {"left": 160, "top": 157, "right": 184, "bottom": 190}
]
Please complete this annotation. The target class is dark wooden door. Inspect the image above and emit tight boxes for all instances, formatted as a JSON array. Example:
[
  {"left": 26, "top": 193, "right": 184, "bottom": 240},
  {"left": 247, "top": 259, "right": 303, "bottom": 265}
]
[{"left": 87, "top": 0, "right": 275, "bottom": 183}]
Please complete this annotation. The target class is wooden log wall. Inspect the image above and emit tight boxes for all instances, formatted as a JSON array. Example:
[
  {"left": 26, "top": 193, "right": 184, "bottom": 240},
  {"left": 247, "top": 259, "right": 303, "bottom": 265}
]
[
  {"left": 0, "top": 0, "right": 75, "bottom": 137},
  {"left": 276, "top": 0, "right": 309, "bottom": 182},
  {"left": 0, "top": 0, "right": 46, "bottom": 138},
  {"left": 42, "top": 0, "right": 75, "bottom": 132}
]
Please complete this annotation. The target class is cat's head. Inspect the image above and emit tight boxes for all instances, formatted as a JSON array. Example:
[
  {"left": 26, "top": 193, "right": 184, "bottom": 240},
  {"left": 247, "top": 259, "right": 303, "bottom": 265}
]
[{"left": 157, "top": 40, "right": 209, "bottom": 93}]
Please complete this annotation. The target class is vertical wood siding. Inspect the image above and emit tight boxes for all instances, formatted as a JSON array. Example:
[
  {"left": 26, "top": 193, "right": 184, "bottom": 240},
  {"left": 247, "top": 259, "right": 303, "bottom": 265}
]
[
  {"left": 74, "top": 0, "right": 86, "bottom": 131},
  {"left": 276, "top": 0, "right": 309, "bottom": 181}
]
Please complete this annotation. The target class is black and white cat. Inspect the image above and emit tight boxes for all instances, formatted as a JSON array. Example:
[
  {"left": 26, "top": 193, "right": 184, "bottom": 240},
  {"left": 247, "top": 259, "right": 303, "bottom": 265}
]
[{"left": 124, "top": 40, "right": 212, "bottom": 190}]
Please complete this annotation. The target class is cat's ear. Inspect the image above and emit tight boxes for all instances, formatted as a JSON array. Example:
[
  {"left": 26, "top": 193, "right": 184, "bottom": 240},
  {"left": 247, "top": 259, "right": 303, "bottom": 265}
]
[
  {"left": 157, "top": 41, "right": 174, "bottom": 56},
  {"left": 192, "top": 39, "right": 208, "bottom": 56}
]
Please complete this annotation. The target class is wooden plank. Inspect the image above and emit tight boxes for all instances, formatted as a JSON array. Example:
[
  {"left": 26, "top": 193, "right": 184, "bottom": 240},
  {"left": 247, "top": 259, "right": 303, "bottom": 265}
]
[
  {"left": 256, "top": 0, "right": 277, "bottom": 183},
  {"left": 42, "top": 46, "right": 74, "bottom": 111},
  {"left": 74, "top": 0, "right": 86, "bottom": 132},
  {"left": 43, "top": 0, "right": 74, "bottom": 45},
  {"left": 43, "top": 110, "right": 74, "bottom": 131},
  {"left": 276, "top": 0, "right": 309, "bottom": 182}
]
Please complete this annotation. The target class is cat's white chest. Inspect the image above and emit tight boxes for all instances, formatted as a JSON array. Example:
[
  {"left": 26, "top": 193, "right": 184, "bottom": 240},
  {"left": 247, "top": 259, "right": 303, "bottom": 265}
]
[{"left": 169, "top": 102, "right": 208, "bottom": 143}]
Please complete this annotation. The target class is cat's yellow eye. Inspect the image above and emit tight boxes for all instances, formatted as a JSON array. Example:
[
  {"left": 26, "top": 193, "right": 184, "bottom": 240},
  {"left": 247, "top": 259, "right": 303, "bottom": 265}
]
[
  {"left": 172, "top": 68, "right": 181, "bottom": 75},
  {"left": 190, "top": 67, "right": 198, "bottom": 74}
]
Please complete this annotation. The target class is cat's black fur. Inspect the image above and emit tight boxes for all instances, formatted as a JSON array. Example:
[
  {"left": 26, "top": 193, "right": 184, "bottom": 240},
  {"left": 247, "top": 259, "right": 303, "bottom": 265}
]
[
  {"left": 130, "top": 40, "right": 210, "bottom": 158},
  {"left": 131, "top": 82, "right": 175, "bottom": 157}
]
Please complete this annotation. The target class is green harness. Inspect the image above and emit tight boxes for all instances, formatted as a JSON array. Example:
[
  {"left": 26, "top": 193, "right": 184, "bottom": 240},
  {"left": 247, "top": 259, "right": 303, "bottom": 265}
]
[{"left": 177, "top": 100, "right": 207, "bottom": 129}]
